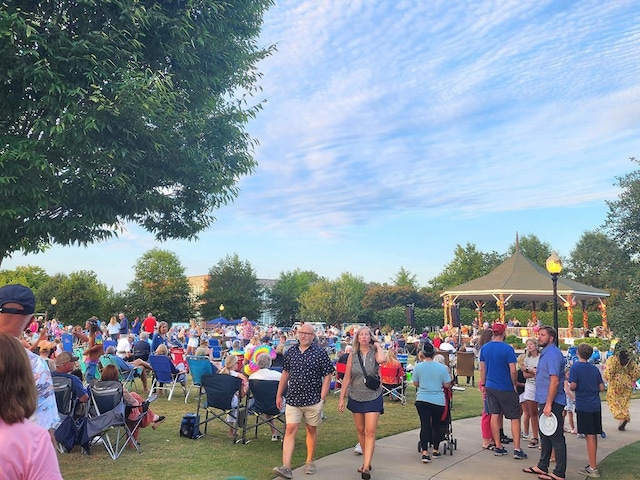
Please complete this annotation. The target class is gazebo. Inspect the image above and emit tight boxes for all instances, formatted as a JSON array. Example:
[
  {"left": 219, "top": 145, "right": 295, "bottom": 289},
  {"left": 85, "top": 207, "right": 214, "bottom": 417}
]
[{"left": 440, "top": 247, "right": 610, "bottom": 337}]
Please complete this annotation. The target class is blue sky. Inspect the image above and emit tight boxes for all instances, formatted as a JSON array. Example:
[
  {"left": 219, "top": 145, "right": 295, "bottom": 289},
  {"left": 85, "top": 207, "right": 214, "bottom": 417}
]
[{"left": 4, "top": 0, "right": 640, "bottom": 292}]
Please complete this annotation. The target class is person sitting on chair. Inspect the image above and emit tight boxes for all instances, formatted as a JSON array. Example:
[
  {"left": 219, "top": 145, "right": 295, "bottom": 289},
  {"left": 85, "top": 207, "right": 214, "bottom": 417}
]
[
  {"left": 249, "top": 352, "right": 284, "bottom": 441},
  {"left": 381, "top": 348, "right": 403, "bottom": 401},
  {"left": 154, "top": 344, "right": 187, "bottom": 395},
  {"left": 100, "top": 365, "right": 165, "bottom": 443},
  {"left": 52, "top": 352, "right": 90, "bottom": 406},
  {"left": 219, "top": 354, "right": 249, "bottom": 437},
  {"left": 104, "top": 346, "right": 152, "bottom": 392}
]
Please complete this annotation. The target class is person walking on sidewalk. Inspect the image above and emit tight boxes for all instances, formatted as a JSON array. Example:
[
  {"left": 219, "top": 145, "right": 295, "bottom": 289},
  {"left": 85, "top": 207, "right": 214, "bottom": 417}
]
[
  {"left": 412, "top": 342, "right": 452, "bottom": 464},
  {"left": 338, "top": 326, "right": 387, "bottom": 480},
  {"left": 272, "top": 324, "right": 334, "bottom": 479},
  {"left": 523, "top": 325, "right": 567, "bottom": 480},
  {"left": 479, "top": 322, "right": 528, "bottom": 460},
  {"left": 570, "top": 342, "right": 605, "bottom": 478}
]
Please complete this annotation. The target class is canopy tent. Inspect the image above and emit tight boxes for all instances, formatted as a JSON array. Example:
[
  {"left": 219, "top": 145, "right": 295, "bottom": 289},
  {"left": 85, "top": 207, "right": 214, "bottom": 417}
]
[
  {"left": 440, "top": 248, "right": 610, "bottom": 333},
  {"left": 207, "top": 317, "right": 232, "bottom": 325}
]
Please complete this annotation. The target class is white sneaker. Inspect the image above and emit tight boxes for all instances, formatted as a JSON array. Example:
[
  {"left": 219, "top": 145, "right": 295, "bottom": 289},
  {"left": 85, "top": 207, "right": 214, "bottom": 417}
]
[
  {"left": 354, "top": 443, "right": 363, "bottom": 455},
  {"left": 271, "top": 434, "right": 281, "bottom": 442}
]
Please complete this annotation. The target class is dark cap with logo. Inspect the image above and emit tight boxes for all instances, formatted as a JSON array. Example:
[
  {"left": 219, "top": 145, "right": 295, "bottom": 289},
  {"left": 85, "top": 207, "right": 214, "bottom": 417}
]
[{"left": 0, "top": 284, "right": 36, "bottom": 315}]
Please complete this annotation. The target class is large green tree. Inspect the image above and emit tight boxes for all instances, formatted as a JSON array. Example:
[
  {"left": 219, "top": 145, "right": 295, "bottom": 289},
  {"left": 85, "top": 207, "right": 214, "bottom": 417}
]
[
  {"left": 568, "top": 231, "right": 633, "bottom": 293},
  {"left": 0, "top": 265, "right": 50, "bottom": 292},
  {"left": 268, "top": 269, "right": 320, "bottom": 326},
  {"left": 507, "top": 234, "right": 552, "bottom": 268},
  {"left": 428, "top": 243, "right": 504, "bottom": 291},
  {"left": 39, "top": 270, "right": 112, "bottom": 325},
  {"left": 127, "top": 249, "right": 191, "bottom": 324},
  {"left": 391, "top": 267, "right": 419, "bottom": 289},
  {"left": 299, "top": 272, "right": 368, "bottom": 326},
  {"left": 0, "top": 0, "right": 274, "bottom": 263},
  {"left": 201, "top": 254, "right": 262, "bottom": 321},
  {"left": 606, "top": 157, "right": 640, "bottom": 256}
]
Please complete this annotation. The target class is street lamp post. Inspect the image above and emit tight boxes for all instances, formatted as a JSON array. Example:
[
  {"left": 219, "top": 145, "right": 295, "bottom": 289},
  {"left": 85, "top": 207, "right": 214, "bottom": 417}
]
[
  {"left": 50, "top": 297, "right": 58, "bottom": 320},
  {"left": 545, "top": 251, "right": 563, "bottom": 346}
]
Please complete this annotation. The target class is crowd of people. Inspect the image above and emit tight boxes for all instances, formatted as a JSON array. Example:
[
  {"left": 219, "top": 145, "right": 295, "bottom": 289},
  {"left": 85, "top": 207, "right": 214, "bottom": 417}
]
[{"left": 3, "top": 281, "right": 639, "bottom": 480}]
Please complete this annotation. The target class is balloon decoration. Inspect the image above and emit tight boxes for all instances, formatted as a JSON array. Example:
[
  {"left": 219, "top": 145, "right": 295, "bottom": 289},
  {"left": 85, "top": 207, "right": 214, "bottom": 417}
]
[
  {"left": 563, "top": 295, "right": 576, "bottom": 338},
  {"left": 243, "top": 344, "right": 276, "bottom": 376},
  {"left": 598, "top": 301, "right": 608, "bottom": 333}
]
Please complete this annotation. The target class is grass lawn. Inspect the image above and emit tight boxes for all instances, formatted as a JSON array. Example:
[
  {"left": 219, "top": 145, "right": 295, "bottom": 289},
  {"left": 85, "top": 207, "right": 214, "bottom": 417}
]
[
  {"left": 57, "top": 377, "right": 483, "bottom": 479},
  {"left": 57, "top": 374, "right": 639, "bottom": 479}
]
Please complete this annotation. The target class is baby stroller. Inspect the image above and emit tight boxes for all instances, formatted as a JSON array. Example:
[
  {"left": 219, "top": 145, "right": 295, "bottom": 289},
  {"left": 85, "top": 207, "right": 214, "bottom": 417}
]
[{"left": 417, "top": 386, "right": 457, "bottom": 455}]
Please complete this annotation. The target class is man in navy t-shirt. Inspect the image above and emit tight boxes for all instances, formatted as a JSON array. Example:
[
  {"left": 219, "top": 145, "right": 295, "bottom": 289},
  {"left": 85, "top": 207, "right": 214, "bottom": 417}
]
[{"left": 569, "top": 342, "right": 605, "bottom": 478}]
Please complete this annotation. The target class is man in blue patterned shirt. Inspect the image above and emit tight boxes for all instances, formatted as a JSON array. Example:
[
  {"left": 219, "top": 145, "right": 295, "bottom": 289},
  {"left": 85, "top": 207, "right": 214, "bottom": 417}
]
[
  {"left": 273, "top": 323, "right": 334, "bottom": 479},
  {"left": 0, "top": 284, "right": 60, "bottom": 436}
]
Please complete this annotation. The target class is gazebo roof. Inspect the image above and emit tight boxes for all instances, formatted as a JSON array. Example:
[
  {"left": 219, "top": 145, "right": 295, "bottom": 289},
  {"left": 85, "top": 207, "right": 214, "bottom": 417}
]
[{"left": 441, "top": 249, "right": 609, "bottom": 302}]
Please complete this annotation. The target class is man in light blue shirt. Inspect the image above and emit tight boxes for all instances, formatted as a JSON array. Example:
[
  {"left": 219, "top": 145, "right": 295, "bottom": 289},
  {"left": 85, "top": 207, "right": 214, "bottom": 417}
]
[{"left": 532, "top": 326, "right": 567, "bottom": 479}]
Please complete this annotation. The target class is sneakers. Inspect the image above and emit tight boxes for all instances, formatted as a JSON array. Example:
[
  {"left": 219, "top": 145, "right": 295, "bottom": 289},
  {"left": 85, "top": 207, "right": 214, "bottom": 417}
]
[
  {"left": 500, "top": 435, "right": 512, "bottom": 444},
  {"left": 271, "top": 434, "right": 282, "bottom": 442},
  {"left": 354, "top": 443, "right": 363, "bottom": 455},
  {"left": 272, "top": 466, "right": 293, "bottom": 479},
  {"left": 578, "top": 465, "right": 601, "bottom": 478},
  {"left": 513, "top": 449, "right": 528, "bottom": 460},
  {"left": 577, "top": 433, "right": 586, "bottom": 439},
  {"left": 421, "top": 453, "right": 432, "bottom": 463},
  {"left": 521, "top": 432, "right": 531, "bottom": 439},
  {"left": 304, "top": 462, "right": 316, "bottom": 475},
  {"left": 431, "top": 451, "right": 442, "bottom": 459},
  {"left": 493, "top": 447, "right": 508, "bottom": 456}
]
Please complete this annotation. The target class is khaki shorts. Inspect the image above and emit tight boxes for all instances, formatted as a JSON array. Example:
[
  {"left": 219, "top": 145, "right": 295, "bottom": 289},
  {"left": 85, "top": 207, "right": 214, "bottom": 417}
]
[{"left": 285, "top": 401, "right": 324, "bottom": 427}]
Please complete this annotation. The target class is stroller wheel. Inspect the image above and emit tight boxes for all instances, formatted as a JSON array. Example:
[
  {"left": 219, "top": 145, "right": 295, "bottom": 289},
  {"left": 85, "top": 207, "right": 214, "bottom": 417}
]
[{"left": 453, "top": 439, "right": 458, "bottom": 450}]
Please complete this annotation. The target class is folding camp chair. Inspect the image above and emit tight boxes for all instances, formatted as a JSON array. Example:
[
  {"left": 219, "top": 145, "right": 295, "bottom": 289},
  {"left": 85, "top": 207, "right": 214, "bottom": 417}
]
[
  {"left": 171, "top": 347, "right": 188, "bottom": 372},
  {"left": 211, "top": 345, "right": 223, "bottom": 361},
  {"left": 87, "top": 381, "right": 134, "bottom": 459},
  {"left": 149, "top": 354, "right": 182, "bottom": 400},
  {"left": 100, "top": 354, "right": 139, "bottom": 392},
  {"left": 197, "top": 373, "right": 245, "bottom": 443},
  {"left": 333, "top": 361, "right": 347, "bottom": 395},
  {"left": 185, "top": 355, "right": 216, "bottom": 403},
  {"left": 380, "top": 364, "right": 406, "bottom": 405},
  {"left": 243, "top": 379, "right": 285, "bottom": 444},
  {"left": 53, "top": 376, "right": 80, "bottom": 453}
]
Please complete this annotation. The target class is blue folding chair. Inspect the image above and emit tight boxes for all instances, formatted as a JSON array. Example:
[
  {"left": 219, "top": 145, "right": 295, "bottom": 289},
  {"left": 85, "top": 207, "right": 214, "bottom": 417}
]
[
  {"left": 149, "top": 355, "right": 182, "bottom": 401},
  {"left": 185, "top": 356, "right": 216, "bottom": 404}
]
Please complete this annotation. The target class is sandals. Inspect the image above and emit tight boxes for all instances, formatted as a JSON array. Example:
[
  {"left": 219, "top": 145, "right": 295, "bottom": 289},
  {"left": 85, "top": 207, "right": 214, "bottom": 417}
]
[
  {"left": 360, "top": 469, "right": 371, "bottom": 480},
  {"left": 527, "top": 438, "right": 539, "bottom": 448},
  {"left": 357, "top": 465, "right": 373, "bottom": 473},
  {"left": 523, "top": 466, "right": 547, "bottom": 475},
  {"left": 151, "top": 415, "right": 166, "bottom": 430},
  {"left": 482, "top": 443, "right": 496, "bottom": 450}
]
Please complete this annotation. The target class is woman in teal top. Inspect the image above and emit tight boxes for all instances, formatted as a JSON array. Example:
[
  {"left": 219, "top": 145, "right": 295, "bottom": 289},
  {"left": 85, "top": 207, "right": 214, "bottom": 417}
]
[{"left": 412, "top": 342, "right": 451, "bottom": 463}]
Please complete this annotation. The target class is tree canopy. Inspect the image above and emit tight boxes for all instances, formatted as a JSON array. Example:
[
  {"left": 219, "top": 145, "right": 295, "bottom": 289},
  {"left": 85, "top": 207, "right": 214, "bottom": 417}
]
[
  {"left": 268, "top": 269, "right": 320, "bottom": 326},
  {"left": 201, "top": 253, "right": 263, "bottom": 321},
  {"left": 127, "top": 249, "right": 191, "bottom": 323},
  {"left": 428, "top": 243, "right": 504, "bottom": 292},
  {"left": 606, "top": 157, "right": 640, "bottom": 257},
  {"left": 0, "top": 0, "right": 274, "bottom": 264}
]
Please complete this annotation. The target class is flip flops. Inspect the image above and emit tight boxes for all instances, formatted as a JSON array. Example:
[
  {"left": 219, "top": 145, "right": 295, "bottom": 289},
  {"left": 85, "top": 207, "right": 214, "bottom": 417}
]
[{"left": 522, "top": 466, "right": 547, "bottom": 475}]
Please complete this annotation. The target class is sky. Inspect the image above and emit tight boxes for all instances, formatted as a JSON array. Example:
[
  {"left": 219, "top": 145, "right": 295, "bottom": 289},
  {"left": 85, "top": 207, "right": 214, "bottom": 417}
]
[{"left": 4, "top": 0, "right": 640, "bottom": 292}]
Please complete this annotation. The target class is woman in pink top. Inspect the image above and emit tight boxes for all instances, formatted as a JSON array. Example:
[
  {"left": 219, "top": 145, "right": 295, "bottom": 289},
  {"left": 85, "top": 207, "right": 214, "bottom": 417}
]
[{"left": 0, "top": 333, "right": 62, "bottom": 480}]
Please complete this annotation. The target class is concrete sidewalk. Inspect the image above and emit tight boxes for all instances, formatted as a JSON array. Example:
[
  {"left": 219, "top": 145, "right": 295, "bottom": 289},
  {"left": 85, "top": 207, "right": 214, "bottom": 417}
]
[{"left": 281, "top": 400, "right": 639, "bottom": 480}]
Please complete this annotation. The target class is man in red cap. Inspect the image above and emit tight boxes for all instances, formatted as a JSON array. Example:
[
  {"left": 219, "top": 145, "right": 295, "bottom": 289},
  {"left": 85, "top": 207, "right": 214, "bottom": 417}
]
[
  {"left": 0, "top": 284, "right": 60, "bottom": 435},
  {"left": 479, "top": 322, "right": 527, "bottom": 460}
]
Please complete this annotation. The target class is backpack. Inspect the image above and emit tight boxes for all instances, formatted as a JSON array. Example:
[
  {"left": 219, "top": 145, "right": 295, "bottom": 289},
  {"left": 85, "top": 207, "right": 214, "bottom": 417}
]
[{"left": 179, "top": 413, "right": 202, "bottom": 439}]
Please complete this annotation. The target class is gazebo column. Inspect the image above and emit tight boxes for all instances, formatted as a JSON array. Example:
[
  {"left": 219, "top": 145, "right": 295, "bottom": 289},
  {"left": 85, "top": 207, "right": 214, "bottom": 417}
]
[
  {"left": 598, "top": 300, "right": 608, "bottom": 335},
  {"left": 581, "top": 300, "right": 589, "bottom": 332},
  {"left": 475, "top": 300, "right": 484, "bottom": 325},
  {"left": 564, "top": 294, "right": 575, "bottom": 338},
  {"left": 497, "top": 294, "right": 506, "bottom": 323},
  {"left": 531, "top": 301, "right": 538, "bottom": 326}
]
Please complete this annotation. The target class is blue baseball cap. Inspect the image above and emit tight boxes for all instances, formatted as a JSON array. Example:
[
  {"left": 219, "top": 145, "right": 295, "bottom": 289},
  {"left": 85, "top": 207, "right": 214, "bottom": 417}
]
[{"left": 0, "top": 284, "right": 36, "bottom": 315}]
